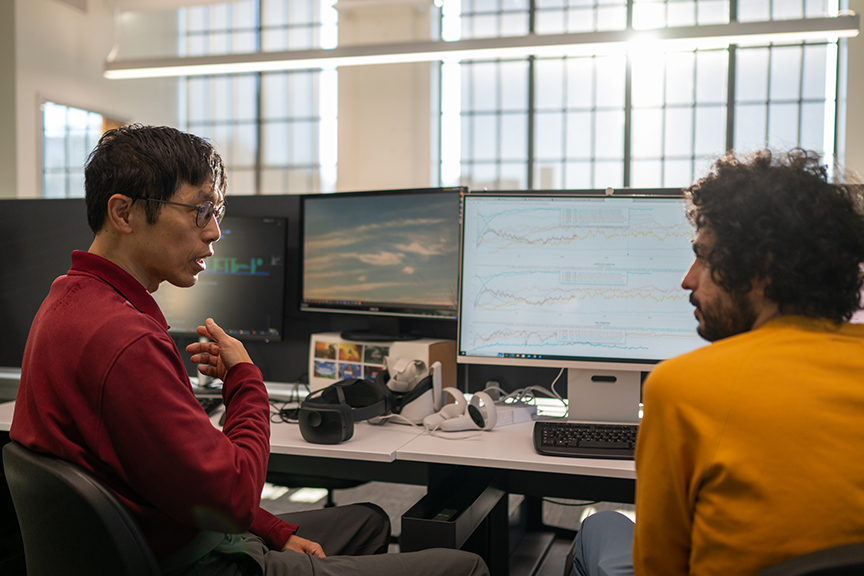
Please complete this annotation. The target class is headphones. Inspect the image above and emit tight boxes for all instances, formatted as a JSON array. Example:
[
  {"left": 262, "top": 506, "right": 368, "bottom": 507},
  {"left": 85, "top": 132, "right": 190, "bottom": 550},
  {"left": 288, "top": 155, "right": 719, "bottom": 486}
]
[
  {"left": 298, "top": 378, "right": 393, "bottom": 444},
  {"left": 422, "top": 387, "right": 497, "bottom": 432}
]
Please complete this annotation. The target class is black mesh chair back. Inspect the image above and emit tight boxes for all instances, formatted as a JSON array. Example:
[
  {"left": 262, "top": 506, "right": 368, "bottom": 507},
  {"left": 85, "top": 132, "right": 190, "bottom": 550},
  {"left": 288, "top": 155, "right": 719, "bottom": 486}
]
[{"left": 2, "top": 441, "right": 160, "bottom": 576}]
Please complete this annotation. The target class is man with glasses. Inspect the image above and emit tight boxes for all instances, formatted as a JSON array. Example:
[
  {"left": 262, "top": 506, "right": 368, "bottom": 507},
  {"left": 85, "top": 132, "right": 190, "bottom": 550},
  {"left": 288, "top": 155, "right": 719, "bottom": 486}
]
[{"left": 11, "top": 124, "right": 488, "bottom": 576}]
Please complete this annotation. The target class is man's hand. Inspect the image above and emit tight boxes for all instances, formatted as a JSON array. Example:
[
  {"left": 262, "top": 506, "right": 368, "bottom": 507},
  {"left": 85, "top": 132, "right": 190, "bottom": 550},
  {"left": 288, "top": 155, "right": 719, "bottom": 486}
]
[
  {"left": 186, "top": 318, "right": 253, "bottom": 380},
  {"left": 282, "top": 534, "right": 326, "bottom": 557}
]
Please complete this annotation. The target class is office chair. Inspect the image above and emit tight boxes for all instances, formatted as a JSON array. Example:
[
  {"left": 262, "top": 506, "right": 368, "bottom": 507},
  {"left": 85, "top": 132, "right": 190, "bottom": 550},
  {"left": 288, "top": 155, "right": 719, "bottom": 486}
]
[
  {"left": 2, "top": 441, "right": 160, "bottom": 576},
  {"left": 752, "top": 541, "right": 864, "bottom": 576}
]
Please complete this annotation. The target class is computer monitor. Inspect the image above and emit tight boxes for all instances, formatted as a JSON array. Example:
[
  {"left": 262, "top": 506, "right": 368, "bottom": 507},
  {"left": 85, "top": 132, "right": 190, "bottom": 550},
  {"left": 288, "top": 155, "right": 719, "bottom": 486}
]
[
  {"left": 151, "top": 215, "right": 287, "bottom": 341},
  {"left": 0, "top": 199, "right": 93, "bottom": 368},
  {"left": 300, "top": 187, "right": 465, "bottom": 340},
  {"left": 457, "top": 191, "right": 706, "bottom": 423}
]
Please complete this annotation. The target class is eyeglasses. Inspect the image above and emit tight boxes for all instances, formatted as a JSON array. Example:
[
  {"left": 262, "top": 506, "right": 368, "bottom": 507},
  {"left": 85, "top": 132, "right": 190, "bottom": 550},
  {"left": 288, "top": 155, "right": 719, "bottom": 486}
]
[{"left": 130, "top": 196, "right": 226, "bottom": 228}]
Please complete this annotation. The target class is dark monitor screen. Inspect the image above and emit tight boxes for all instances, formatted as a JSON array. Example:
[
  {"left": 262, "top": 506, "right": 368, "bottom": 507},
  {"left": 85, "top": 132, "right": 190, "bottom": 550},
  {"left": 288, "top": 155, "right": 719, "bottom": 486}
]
[
  {"left": 152, "top": 215, "right": 287, "bottom": 341},
  {"left": 300, "top": 187, "right": 465, "bottom": 323},
  {"left": 0, "top": 199, "right": 93, "bottom": 368}
]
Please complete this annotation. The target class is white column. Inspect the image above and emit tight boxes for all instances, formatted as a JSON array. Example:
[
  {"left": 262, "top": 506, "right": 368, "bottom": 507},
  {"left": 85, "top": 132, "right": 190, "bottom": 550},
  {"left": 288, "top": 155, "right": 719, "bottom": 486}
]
[
  {"left": 336, "top": 0, "right": 437, "bottom": 191},
  {"left": 842, "top": 0, "right": 864, "bottom": 180},
  {"left": 0, "top": 0, "right": 16, "bottom": 198}
]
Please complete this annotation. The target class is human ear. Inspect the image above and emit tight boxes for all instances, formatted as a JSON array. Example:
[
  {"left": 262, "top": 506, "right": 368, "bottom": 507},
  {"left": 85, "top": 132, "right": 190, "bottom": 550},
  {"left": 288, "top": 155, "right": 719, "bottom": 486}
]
[
  {"left": 750, "top": 274, "right": 771, "bottom": 298},
  {"left": 105, "top": 194, "right": 135, "bottom": 234}
]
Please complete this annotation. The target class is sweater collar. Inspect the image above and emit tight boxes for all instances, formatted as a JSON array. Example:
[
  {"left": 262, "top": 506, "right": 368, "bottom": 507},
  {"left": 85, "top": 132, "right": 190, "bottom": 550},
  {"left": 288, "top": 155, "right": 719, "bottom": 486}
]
[
  {"left": 70, "top": 250, "right": 168, "bottom": 330},
  {"left": 760, "top": 314, "right": 864, "bottom": 336}
]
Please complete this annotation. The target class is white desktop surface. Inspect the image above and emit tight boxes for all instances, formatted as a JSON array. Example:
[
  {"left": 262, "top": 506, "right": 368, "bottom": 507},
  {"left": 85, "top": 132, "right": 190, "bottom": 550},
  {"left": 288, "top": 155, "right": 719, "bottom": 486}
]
[
  {"left": 0, "top": 400, "right": 420, "bottom": 463},
  {"left": 2, "top": 400, "right": 636, "bottom": 479},
  {"left": 265, "top": 417, "right": 424, "bottom": 463},
  {"left": 396, "top": 420, "right": 636, "bottom": 480},
  {"left": 0, "top": 400, "right": 14, "bottom": 431}
]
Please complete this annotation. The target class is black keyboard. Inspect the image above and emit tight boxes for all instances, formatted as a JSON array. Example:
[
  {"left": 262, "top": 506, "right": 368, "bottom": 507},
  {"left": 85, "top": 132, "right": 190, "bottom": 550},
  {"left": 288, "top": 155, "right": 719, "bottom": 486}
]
[{"left": 533, "top": 420, "right": 638, "bottom": 460}]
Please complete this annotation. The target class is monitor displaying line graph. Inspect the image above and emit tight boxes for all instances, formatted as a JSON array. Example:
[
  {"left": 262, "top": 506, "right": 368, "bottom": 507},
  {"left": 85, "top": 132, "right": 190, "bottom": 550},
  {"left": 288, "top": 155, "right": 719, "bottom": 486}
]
[{"left": 458, "top": 192, "right": 706, "bottom": 367}]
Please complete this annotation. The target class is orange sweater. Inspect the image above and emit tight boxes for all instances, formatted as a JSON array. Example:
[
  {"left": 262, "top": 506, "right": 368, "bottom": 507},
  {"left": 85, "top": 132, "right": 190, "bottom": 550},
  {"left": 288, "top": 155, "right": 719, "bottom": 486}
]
[{"left": 634, "top": 316, "right": 864, "bottom": 576}]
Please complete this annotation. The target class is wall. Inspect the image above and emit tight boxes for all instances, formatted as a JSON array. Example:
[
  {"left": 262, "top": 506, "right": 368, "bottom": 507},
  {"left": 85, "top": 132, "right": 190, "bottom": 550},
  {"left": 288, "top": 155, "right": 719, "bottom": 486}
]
[
  {"left": 0, "top": 0, "right": 16, "bottom": 198},
  {"left": 845, "top": 0, "right": 864, "bottom": 180},
  {"left": 12, "top": 0, "right": 179, "bottom": 198},
  {"left": 336, "top": 0, "right": 435, "bottom": 191}
]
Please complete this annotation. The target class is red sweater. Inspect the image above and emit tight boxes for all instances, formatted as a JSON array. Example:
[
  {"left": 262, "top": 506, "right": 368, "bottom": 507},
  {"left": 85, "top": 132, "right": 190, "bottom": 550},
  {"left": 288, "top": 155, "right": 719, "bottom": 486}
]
[{"left": 11, "top": 251, "right": 296, "bottom": 559}]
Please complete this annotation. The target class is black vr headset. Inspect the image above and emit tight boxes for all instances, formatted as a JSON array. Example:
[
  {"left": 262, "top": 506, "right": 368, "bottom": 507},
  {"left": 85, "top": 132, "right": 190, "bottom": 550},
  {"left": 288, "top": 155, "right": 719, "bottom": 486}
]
[{"left": 298, "top": 378, "right": 393, "bottom": 444}]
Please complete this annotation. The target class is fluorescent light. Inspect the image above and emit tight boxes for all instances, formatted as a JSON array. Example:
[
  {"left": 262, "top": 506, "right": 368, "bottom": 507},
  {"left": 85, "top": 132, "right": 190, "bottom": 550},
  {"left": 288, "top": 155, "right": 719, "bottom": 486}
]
[{"left": 104, "top": 15, "right": 859, "bottom": 79}]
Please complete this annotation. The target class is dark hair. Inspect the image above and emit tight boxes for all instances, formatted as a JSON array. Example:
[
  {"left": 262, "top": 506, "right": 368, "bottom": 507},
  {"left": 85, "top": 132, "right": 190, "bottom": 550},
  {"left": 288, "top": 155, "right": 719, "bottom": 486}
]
[
  {"left": 84, "top": 124, "right": 227, "bottom": 233},
  {"left": 685, "top": 148, "right": 864, "bottom": 322}
]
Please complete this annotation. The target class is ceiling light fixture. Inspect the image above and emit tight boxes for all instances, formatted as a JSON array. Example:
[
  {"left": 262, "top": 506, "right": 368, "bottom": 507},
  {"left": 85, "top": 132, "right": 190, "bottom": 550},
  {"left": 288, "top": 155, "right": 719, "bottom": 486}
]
[{"left": 104, "top": 14, "right": 859, "bottom": 79}]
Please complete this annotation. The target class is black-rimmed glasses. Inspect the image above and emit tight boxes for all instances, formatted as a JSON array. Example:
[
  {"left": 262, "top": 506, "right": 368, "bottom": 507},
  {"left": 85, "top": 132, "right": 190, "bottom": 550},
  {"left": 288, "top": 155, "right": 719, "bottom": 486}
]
[{"left": 130, "top": 196, "right": 226, "bottom": 228}]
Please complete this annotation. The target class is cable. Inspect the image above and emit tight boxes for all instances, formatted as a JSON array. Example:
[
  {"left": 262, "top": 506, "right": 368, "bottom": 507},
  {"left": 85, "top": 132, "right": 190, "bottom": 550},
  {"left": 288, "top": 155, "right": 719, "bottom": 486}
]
[
  {"left": 368, "top": 413, "right": 483, "bottom": 440},
  {"left": 478, "top": 372, "right": 567, "bottom": 415},
  {"left": 270, "top": 399, "right": 299, "bottom": 423},
  {"left": 542, "top": 498, "right": 600, "bottom": 507}
]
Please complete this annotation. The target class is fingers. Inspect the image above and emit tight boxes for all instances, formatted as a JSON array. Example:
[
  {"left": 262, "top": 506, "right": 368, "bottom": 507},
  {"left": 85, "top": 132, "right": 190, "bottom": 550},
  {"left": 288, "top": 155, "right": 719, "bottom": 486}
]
[
  {"left": 185, "top": 341, "right": 220, "bottom": 360},
  {"left": 194, "top": 318, "right": 224, "bottom": 341},
  {"left": 186, "top": 317, "right": 253, "bottom": 377},
  {"left": 188, "top": 347, "right": 220, "bottom": 367},
  {"left": 197, "top": 364, "right": 217, "bottom": 378},
  {"left": 282, "top": 535, "right": 327, "bottom": 557}
]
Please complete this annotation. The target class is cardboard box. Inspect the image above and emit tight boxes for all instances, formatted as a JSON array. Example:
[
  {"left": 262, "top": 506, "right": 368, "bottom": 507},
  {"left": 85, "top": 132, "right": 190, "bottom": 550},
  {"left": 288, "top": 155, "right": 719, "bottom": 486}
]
[{"left": 308, "top": 332, "right": 456, "bottom": 392}]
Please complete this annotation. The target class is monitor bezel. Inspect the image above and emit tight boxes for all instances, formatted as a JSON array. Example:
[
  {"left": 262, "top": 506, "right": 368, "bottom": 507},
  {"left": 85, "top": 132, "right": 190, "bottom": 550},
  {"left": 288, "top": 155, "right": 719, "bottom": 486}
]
[
  {"left": 298, "top": 186, "right": 467, "bottom": 321},
  {"left": 456, "top": 188, "right": 698, "bottom": 373}
]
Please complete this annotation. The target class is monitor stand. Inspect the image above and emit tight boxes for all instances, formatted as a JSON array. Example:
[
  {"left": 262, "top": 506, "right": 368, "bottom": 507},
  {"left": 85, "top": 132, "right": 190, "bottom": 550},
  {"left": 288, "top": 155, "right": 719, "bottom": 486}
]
[{"left": 566, "top": 368, "right": 642, "bottom": 424}]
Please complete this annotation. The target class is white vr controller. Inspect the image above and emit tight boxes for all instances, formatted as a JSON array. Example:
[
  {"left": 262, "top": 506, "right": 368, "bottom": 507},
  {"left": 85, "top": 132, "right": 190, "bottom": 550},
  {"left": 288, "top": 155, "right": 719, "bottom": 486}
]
[{"left": 422, "top": 387, "right": 497, "bottom": 432}]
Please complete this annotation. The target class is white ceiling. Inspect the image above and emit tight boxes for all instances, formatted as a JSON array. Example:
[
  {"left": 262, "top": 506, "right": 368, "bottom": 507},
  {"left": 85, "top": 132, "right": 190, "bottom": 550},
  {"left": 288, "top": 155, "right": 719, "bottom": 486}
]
[{"left": 111, "top": 0, "right": 228, "bottom": 11}]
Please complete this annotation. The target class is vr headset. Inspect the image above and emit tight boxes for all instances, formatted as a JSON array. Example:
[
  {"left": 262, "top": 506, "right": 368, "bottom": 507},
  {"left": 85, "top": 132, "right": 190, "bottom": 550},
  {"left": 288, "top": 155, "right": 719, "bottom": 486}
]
[
  {"left": 298, "top": 378, "right": 393, "bottom": 444},
  {"left": 298, "top": 359, "right": 444, "bottom": 444}
]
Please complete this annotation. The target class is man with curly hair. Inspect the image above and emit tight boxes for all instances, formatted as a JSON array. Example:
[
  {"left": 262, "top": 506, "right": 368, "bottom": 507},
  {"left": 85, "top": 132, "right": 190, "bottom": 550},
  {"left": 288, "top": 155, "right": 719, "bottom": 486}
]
[{"left": 571, "top": 149, "right": 864, "bottom": 576}]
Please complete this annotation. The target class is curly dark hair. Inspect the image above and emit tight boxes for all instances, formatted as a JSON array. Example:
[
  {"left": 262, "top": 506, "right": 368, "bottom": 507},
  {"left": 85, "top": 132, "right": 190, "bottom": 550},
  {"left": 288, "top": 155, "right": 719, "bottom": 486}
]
[
  {"left": 685, "top": 149, "right": 864, "bottom": 322},
  {"left": 84, "top": 124, "right": 227, "bottom": 234}
]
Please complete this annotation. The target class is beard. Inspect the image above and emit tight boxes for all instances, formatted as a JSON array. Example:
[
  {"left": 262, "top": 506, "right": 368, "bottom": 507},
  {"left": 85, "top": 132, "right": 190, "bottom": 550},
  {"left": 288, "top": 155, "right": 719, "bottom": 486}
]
[{"left": 690, "top": 291, "right": 758, "bottom": 342}]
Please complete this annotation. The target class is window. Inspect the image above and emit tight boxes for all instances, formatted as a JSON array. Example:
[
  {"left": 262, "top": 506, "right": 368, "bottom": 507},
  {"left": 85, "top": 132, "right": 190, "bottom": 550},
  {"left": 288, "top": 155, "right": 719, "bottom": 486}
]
[
  {"left": 439, "top": 0, "right": 847, "bottom": 189},
  {"left": 42, "top": 102, "right": 105, "bottom": 198},
  {"left": 180, "top": 0, "right": 337, "bottom": 195}
]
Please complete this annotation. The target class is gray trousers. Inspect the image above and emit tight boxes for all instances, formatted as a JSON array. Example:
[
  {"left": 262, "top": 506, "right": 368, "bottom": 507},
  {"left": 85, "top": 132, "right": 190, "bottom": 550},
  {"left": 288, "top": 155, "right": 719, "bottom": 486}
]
[
  {"left": 172, "top": 503, "right": 490, "bottom": 576},
  {"left": 572, "top": 511, "right": 635, "bottom": 576}
]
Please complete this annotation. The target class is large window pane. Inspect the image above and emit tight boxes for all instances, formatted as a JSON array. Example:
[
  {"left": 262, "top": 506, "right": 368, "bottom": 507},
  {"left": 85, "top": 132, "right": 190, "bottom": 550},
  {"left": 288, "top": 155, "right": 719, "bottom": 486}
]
[
  {"left": 181, "top": 0, "right": 334, "bottom": 194},
  {"left": 41, "top": 101, "right": 104, "bottom": 199},
  {"left": 632, "top": 0, "right": 729, "bottom": 29},
  {"left": 441, "top": 2, "right": 850, "bottom": 190},
  {"left": 535, "top": 111, "right": 565, "bottom": 160},
  {"left": 534, "top": 0, "right": 628, "bottom": 34},
  {"left": 694, "top": 106, "right": 726, "bottom": 156},
  {"left": 734, "top": 103, "right": 768, "bottom": 151},
  {"left": 734, "top": 42, "right": 835, "bottom": 156}
]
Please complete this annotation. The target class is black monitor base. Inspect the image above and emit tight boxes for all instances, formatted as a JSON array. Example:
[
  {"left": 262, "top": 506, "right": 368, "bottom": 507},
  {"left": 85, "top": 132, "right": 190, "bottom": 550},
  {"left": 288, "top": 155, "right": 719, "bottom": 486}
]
[{"left": 339, "top": 330, "right": 423, "bottom": 342}]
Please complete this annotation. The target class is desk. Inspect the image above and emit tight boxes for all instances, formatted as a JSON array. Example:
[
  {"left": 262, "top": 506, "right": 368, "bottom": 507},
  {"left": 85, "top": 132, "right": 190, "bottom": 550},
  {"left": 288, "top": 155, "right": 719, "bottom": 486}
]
[{"left": 0, "top": 401, "right": 636, "bottom": 575}]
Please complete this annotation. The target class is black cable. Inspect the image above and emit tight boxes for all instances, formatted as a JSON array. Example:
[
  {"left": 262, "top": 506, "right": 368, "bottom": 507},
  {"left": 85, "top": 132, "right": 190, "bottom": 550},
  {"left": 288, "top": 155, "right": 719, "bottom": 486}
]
[{"left": 542, "top": 498, "right": 601, "bottom": 507}]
